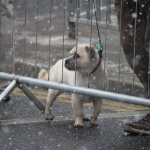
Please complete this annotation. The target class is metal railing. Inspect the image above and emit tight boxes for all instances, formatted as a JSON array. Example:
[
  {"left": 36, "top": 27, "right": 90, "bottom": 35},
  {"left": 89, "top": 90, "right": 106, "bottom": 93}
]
[
  {"left": 1, "top": 72, "right": 150, "bottom": 108},
  {"left": 0, "top": 0, "right": 150, "bottom": 113},
  {"left": 68, "top": 0, "right": 117, "bottom": 38}
]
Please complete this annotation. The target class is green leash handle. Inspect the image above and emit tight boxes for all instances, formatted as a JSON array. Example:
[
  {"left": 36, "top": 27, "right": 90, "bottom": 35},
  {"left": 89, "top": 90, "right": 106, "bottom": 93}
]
[
  {"left": 96, "top": 43, "right": 103, "bottom": 52},
  {"left": 90, "top": 43, "right": 103, "bottom": 74}
]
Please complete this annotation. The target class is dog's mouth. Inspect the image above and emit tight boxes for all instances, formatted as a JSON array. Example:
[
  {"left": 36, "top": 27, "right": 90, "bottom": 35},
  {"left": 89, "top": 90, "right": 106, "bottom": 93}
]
[
  {"left": 65, "top": 63, "right": 76, "bottom": 71},
  {"left": 65, "top": 58, "right": 80, "bottom": 71}
]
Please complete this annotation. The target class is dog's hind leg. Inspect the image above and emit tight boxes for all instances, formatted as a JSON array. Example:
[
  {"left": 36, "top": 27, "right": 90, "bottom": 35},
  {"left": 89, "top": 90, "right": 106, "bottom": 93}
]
[
  {"left": 45, "top": 89, "right": 61, "bottom": 120},
  {"left": 90, "top": 99, "right": 103, "bottom": 125}
]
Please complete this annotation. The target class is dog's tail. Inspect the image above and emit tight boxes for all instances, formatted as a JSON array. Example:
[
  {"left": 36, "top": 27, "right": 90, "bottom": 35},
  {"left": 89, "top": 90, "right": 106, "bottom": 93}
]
[{"left": 38, "top": 69, "right": 48, "bottom": 81}]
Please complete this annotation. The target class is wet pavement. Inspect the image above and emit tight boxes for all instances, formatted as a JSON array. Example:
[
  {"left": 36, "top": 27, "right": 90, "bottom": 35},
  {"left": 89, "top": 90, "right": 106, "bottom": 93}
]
[
  {"left": 0, "top": 92, "right": 150, "bottom": 150},
  {"left": 1, "top": 1, "right": 150, "bottom": 150}
]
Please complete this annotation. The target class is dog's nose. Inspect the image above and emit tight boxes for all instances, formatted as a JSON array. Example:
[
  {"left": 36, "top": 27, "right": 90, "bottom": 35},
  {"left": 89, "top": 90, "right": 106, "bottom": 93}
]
[{"left": 65, "top": 59, "right": 70, "bottom": 64}]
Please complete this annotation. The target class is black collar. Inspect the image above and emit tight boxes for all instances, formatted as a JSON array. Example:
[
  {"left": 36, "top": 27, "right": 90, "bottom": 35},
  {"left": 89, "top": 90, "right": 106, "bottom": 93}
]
[{"left": 90, "top": 50, "right": 102, "bottom": 74}]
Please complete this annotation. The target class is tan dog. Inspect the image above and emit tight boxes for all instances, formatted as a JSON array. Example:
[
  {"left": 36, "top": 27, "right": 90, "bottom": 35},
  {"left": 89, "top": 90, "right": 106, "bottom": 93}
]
[{"left": 38, "top": 43, "right": 108, "bottom": 128}]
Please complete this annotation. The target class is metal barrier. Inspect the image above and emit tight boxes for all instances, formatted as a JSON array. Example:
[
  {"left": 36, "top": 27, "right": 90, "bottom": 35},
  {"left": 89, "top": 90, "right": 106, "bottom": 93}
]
[
  {"left": 0, "top": 0, "right": 150, "bottom": 114},
  {"left": 68, "top": 0, "right": 117, "bottom": 38},
  {"left": 1, "top": 72, "right": 150, "bottom": 107}
]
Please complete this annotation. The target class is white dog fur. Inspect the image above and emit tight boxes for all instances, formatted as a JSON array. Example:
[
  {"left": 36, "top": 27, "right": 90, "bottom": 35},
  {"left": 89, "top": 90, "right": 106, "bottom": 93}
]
[{"left": 38, "top": 43, "right": 108, "bottom": 128}]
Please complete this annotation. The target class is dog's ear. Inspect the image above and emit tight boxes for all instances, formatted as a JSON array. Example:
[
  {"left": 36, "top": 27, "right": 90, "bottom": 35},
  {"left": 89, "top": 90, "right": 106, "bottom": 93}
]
[{"left": 85, "top": 46, "right": 95, "bottom": 58}]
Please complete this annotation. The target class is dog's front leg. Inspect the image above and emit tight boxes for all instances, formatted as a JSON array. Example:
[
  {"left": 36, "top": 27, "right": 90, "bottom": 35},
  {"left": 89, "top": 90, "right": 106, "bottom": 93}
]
[
  {"left": 91, "top": 99, "right": 103, "bottom": 125},
  {"left": 45, "top": 89, "right": 61, "bottom": 120},
  {"left": 71, "top": 94, "right": 85, "bottom": 128}
]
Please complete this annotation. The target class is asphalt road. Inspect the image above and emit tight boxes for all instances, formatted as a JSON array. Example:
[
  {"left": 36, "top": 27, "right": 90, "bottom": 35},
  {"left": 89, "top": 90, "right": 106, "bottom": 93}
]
[
  {"left": 1, "top": 1, "right": 150, "bottom": 150},
  {"left": 0, "top": 88, "right": 150, "bottom": 150}
]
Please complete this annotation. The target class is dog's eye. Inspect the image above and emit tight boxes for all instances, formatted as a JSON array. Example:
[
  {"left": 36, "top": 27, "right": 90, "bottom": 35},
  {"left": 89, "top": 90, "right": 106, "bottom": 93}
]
[{"left": 73, "top": 52, "right": 80, "bottom": 59}]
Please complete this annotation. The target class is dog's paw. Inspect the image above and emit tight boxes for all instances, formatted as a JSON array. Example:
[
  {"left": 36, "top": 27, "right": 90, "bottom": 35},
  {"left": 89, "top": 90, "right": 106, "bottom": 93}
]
[
  {"left": 90, "top": 121, "right": 98, "bottom": 126},
  {"left": 45, "top": 114, "right": 54, "bottom": 120},
  {"left": 74, "top": 121, "right": 83, "bottom": 128},
  {"left": 90, "top": 117, "right": 98, "bottom": 126}
]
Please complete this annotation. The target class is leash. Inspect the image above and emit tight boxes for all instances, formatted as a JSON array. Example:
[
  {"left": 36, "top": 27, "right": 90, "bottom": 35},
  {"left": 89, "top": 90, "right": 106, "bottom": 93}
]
[{"left": 90, "top": 0, "right": 103, "bottom": 74}]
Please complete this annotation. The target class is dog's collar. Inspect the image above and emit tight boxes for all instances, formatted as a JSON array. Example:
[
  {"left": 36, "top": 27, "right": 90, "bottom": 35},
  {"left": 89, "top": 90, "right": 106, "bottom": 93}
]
[{"left": 90, "top": 44, "right": 103, "bottom": 74}]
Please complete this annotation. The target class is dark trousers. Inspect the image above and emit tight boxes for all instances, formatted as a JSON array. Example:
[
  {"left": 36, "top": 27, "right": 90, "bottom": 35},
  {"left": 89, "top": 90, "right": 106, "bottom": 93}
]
[{"left": 115, "top": 0, "right": 150, "bottom": 91}]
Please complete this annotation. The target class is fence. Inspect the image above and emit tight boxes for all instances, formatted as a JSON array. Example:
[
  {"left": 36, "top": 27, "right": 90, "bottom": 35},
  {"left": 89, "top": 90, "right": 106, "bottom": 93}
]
[{"left": 0, "top": 0, "right": 150, "bottom": 113}]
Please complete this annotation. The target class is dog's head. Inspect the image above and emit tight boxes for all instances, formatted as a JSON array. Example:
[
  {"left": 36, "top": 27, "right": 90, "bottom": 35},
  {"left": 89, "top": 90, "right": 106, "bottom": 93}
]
[{"left": 65, "top": 43, "right": 97, "bottom": 72}]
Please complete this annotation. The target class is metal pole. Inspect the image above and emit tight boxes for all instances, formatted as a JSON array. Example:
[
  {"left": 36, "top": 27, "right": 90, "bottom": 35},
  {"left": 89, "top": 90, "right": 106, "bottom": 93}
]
[
  {"left": 86, "top": 0, "right": 91, "bottom": 20},
  {"left": 18, "top": 76, "right": 150, "bottom": 107},
  {"left": 0, "top": 72, "right": 150, "bottom": 107},
  {"left": 11, "top": 1, "right": 14, "bottom": 73},
  {"left": 108, "top": 0, "right": 111, "bottom": 24},
  {"left": 88, "top": 0, "right": 93, "bottom": 88},
  {"left": 67, "top": 0, "right": 76, "bottom": 38},
  {"left": 0, "top": 0, "right": 1, "bottom": 70},
  {"left": 0, "top": 72, "right": 15, "bottom": 80},
  {"left": 96, "top": 0, "right": 101, "bottom": 21},
  {"left": 0, "top": 79, "right": 17, "bottom": 102},
  {"left": 18, "top": 83, "right": 45, "bottom": 114},
  {"left": 23, "top": 0, "right": 26, "bottom": 75},
  {"left": 75, "top": 0, "right": 79, "bottom": 86},
  {"left": 148, "top": 38, "right": 150, "bottom": 98},
  {"left": 62, "top": 0, "right": 66, "bottom": 83},
  {"left": 103, "top": 0, "right": 109, "bottom": 90},
  {"left": 117, "top": 0, "right": 123, "bottom": 93},
  {"left": 48, "top": 0, "right": 52, "bottom": 69},
  {"left": 132, "top": 1, "right": 138, "bottom": 95},
  {"left": 35, "top": 0, "right": 39, "bottom": 77}
]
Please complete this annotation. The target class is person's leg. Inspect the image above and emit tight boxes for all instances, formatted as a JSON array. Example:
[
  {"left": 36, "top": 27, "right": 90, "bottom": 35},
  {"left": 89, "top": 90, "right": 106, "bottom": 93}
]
[
  {"left": 115, "top": 0, "right": 150, "bottom": 135},
  {"left": 115, "top": 0, "right": 149, "bottom": 90},
  {"left": 0, "top": 0, "right": 14, "bottom": 101}
]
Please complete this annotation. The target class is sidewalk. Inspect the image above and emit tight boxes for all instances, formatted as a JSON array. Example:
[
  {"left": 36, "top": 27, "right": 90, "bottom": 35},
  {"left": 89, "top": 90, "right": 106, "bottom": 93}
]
[{"left": 0, "top": 94, "right": 150, "bottom": 150}]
